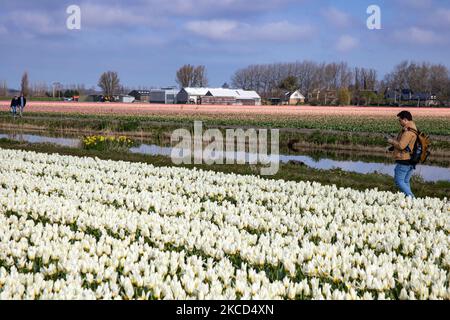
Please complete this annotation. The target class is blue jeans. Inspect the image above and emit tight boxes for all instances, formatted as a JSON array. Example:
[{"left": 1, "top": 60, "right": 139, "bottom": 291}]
[
  {"left": 394, "top": 164, "right": 415, "bottom": 198},
  {"left": 11, "top": 106, "right": 17, "bottom": 116}
]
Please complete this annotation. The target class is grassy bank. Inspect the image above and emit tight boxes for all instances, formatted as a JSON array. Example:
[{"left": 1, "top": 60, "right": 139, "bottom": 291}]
[
  {"left": 1, "top": 113, "right": 450, "bottom": 153},
  {"left": 1, "top": 111, "right": 450, "bottom": 135},
  {"left": 1, "top": 139, "right": 448, "bottom": 199}
]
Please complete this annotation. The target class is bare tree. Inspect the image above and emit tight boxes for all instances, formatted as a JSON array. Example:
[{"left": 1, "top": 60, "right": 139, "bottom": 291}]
[
  {"left": 32, "top": 81, "right": 49, "bottom": 97},
  {"left": 21, "top": 72, "right": 29, "bottom": 96},
  {"left": 429, "top": 64, "right": 450, "bottom": 104},
  {"left": 230, "top": 59, "right": 449, "bottom": 106},
  {"left": 384, "top": 61, "right": 411, "bottom": 91},
  {"left": 0, "top": 81, "right": 7, "bottom": 97},
  {"left": 232, "top": 68, "right": 252, "bottom": 91},
  {"left": 193, "top": 65, "right": 208, "bottom": 87},
  {"left": 176, "top": 65, "right": 208, "bottom": 88},
  {"left": 75, "top": 84, "right": 86, "bottom": 96},
  {"left": 384, "top": 61, "right": 450, "bottom": 104},
  {"left": 98, "top": 71, "right": 120, "bottom": 99},
  {"left": 176, "top": 64, "right": 195, "bottom": 88},
  {"left": 232, "top": 61, "right": 355, "bottom": 101}
]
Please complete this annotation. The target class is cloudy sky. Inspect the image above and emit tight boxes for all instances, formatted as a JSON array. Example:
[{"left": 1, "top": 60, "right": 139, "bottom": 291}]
[{"left": 1, "top": 0, "right": 449, "bottom": 89}]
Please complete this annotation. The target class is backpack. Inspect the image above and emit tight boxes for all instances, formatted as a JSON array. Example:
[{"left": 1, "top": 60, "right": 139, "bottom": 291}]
[{"left": 407, "top": 128, "right": 431, "bottom": 164}]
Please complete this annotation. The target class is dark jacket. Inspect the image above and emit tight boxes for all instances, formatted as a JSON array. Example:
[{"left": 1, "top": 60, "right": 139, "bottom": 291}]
[
  {"left": 10, "top": 98, "right": 18, "bottom": 107},
  {"left": 19, "top": 96, "right": 26, "bottom": 107}
]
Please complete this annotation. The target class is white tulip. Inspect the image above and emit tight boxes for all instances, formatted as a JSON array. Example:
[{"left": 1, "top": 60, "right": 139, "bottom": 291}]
[{"left": 0, "top": 148, "right": 448, "bottom": 300}]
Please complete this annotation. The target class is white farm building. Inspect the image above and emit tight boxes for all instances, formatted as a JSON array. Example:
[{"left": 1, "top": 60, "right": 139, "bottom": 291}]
[
  {"left": 177, "top": 87, "right": 261, "bottom": 106},
  {"left": 235, "top": 90, "right": 262, "bottom": 106},
  {"left": 176, "top": 88, "right": 210, "bottom": 104}
]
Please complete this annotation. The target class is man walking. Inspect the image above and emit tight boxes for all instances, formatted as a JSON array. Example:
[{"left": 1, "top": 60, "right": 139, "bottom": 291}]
[
  {"left": 18, "top": 93, "right": 27, "bottom": 117},
  {"left": 10, "top": 96, "right": 18, "bottom": 118},
  {"left": 387, "top": 111, "right": 418, "bottom": 198}
]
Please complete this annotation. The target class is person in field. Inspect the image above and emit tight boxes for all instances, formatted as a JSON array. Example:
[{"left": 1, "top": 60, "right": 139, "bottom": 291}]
[
  {"left": 10, "top": 96, "right": 18, "bottom": 118},
  {"left": 387, "top": 111, "right": 418, "bottom": 198},
  {"left": 18, "top": 93, "right": 27, "bottom": 117}
]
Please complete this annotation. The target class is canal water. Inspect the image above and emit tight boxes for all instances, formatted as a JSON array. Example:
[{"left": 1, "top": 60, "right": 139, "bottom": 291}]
[{"left": 1, "top": 131, "right": 449, "bottom": 183}]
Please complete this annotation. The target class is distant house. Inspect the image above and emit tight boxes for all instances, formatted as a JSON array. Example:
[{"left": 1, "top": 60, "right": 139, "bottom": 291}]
[
  {"left": 384, "top": 88, "right": 401, "bottom": 102},
  {"left": 272, "top": 90, "right": 306, "bottom": 105},
  {"left": 176, "top": 88, "right": 210, "bottom": 104},
  {"left": 149, "top": 88, "right": 179, "bottom": 104},
  {"left": 129, "top": 90, "right": 151, "bottom": 102},
  {"left": 282, "top": 90, "right": 305, "bottom": 105},
  {"left": 177, "top": 87, "right": 262, "bottom": 105},
  {"left": 235, "top": 90, "right": 262, "bottom": 106},
  {"left": 203, "top": 88, "right": 238, "bottom": 105},
  {"left": 203, "top": 88, "right": 262, "bottom": 106},
  {"left": 385, "top": 88, "right": 438, "bottom": 106},
  {"left": 412, "top": 92, "right": 437, "bottom": 106},
  {"left": 401, "top": 89, "right": 414, "bottom": 101}
]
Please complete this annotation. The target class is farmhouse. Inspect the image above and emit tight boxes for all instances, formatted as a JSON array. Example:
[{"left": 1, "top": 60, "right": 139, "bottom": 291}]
[
  {"left": 202, "top": 89, "right": 262, "bottom": 105},
  {"left": 283, "top": 90, "right": 305, "bottom": 105},
  {"left": 270, "top": 90, "right": 305, "bottom": 105},
  {"left": 202, "top": 88, "right": 238, "bottom": 105},
  {"left": 129, "top": 90, "right": 151, "bottom": 102},
  {"left": 413, "top": 92, "right": 437, "bottom": 106},
  {"left": 235, "top": 90, "right": 262, "bottom": 106},
  {"left": 385, "top": 88, "right": 438, "bottom": 106},
  {"left": 384, "top": 88, "right": 401, "bottom": 102},
  {"left": 177, "top": 87, "right": 262, "bottom": 105},
  {"left": 176, "top": 88, "right": 210, "bottom": 104}
]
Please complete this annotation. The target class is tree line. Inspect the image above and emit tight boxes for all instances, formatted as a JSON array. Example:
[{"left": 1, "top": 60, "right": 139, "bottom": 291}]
[
  {"left": 96, "top": 65, "right": 209, "bottom": 100},
  {"left": 0, "top": 72, "right": 89, "bottom": 99},
  {"left": 3, "top": 61, "right": 449, "bottom": 106},
  {"left": 231, "top": 60, "right": 450, "bottom": 105}
]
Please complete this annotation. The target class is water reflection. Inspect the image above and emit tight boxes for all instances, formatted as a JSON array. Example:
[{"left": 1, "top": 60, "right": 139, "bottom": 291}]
[
  {"left": 1, "top": 131, "right": 449, "bottom": 183},
  {"left": 278, "top": 155, "right": 450, "bottom": 183},
  {"left": 0, "top": 133, "right": 80, "bottom": 147},
  {"left": 131, "top": 143, "right": 450, "bottom": 183},
  {"left": 130, "top": 144, "right": 172, "bottom": 157}
]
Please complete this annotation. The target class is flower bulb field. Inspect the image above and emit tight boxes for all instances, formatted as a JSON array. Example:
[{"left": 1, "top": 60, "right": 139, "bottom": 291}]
[
  {"left": 1, "top": 102, "right": 450, "bottom": 119},
  {"left": 0, "top": 148, "right": 448, "bottom": 300}
]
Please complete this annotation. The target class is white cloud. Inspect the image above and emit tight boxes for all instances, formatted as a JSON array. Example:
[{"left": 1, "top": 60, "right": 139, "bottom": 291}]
[
  {"left": 336, "top": 35, "right": 358, "bottom": 52},
  {"left": 80, "top": 3, "right": 166, "bottom": 29},
  {"left": 185, "top": 19, "right": 314, "bottom": 42},
  {"left": 139, "top": 0, "right": 296, "bottom": 17},
  {"left": 258, "top": 21, "right": 314, "bottom": 41},
  {"left": 435, "top": 8, "right": 450, "bottom": 26},
  {"left": 185, "top": 20, "right": 239, "bottom": 40},
  {"left": 393, "top": 27, "right": 444, "bottom": 45},
  {"left": 394, "top": 0, "right": 433, "bottom": 8},
  {"left": 323, "top": 7, "right": 351, "bottom": 28},
  {"left": 8, "top": 11, "right": 65, "bottom": 36}
]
